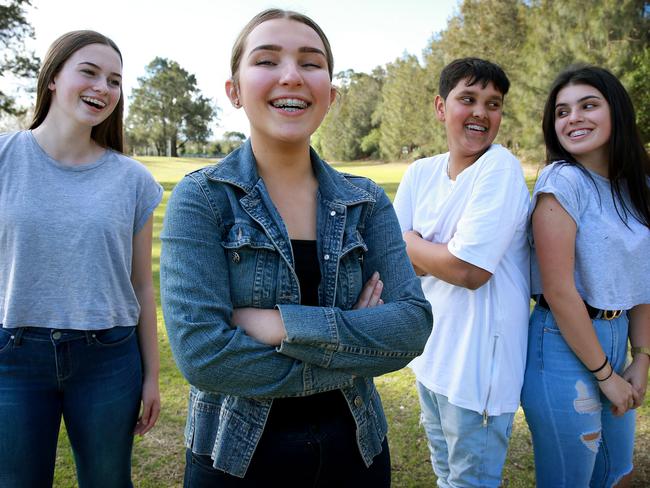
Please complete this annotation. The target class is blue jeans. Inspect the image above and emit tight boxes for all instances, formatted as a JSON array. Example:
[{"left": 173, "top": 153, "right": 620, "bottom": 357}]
[
  {"left": 521, "top": 305, "right": 635, "bottom": 487},
  {"left": 416, "top": 382, "right": 514, "bottom": 488},
  {"left": 0, "top": 326, "right": 142, "bottom": 488}
]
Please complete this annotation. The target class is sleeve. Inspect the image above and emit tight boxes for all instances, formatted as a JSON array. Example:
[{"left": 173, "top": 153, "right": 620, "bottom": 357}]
[
  {"left": 276, "top": 186, "right": 433, "bottom": 378},
  {"left": 447, "top": 165, "right": 529, "bottom": 273},
  {"left": 392, "top": 163, "right": 415, "bottom": 232},
  {"left": 160, "top": 175, "right": 355, "bottom": 399},
  {"left": 134, "top": 165, "right": 163, "bottom": 233},
  {"left": 531, "top": 165, "right": 583, "bottom": 227}
]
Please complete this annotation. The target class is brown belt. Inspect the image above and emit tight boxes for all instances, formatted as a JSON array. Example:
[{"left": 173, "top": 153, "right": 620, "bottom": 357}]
[{"left": 535, "top": 295, "right": 624, "bottom": 320}]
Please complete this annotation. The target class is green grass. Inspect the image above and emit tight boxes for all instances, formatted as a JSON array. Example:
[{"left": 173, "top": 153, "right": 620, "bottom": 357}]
[{"left": 52, "top": 156, "right": 650, "bottom": 487}]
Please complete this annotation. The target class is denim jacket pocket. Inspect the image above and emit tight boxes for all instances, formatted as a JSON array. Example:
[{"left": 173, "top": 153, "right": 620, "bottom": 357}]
[
  {"left": 336, "top": 231, "right": 368, "bottom": 308},
  {"left": 221, "top": 224, "right": 280, "bottom": 308}
]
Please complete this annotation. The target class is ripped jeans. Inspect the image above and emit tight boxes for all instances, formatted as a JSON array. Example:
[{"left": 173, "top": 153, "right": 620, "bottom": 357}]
[{"left": 521, "top": 305, "right": 635, "bottom": 487}]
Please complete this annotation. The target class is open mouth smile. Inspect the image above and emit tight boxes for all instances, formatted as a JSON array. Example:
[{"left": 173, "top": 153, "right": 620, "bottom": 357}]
[
  {"left": 81, "top": 96, "right": 107, "bottom": 109},
  {"left": 465, "top": 123, "right": 488, "bottom": 133},
  {"left": 270, "top": 98, "right": 310, "bottom": 113},
  {"left": 568, "top": 128, "right": 592, "bottom": 139}
]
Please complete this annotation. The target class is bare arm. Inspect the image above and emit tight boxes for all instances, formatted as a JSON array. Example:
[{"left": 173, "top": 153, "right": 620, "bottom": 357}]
[
  {"left": 131, "top": 216, "right": 161, "bottom": 435},
  {"left": 533, "top": 193, "right": 636, "bottom": 415},
  {"left": 402, "top": 230, "right": 491, "bottom": 290},
  {"left": 623, "top": 304, "right": 650, "bottom": 407}
]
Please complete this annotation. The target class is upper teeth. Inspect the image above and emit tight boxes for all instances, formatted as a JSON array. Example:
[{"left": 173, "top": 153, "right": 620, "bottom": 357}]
[
  {"left": 271, "top": 98, "right": 308, "bottom": 109},
  {"left": 81, "top": 96, "right": 106, "bottom": 108},
  {"left": 466, "top": 124, "right": 487, "bottom": 132},
  {"left": 570, "top": 129, "right": 590, "bottom": 137}
]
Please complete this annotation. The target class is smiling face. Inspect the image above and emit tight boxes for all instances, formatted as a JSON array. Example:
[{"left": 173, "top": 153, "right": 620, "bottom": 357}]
[
  {"left": 48, "top": 43, "right": 122, "bottom": 129},
  {"left": 553, "top": 83, "right": 611, "bottom": 170},
  {"left": 225, "top": 18, "right": 336, "bottom": 148},
  {"left": 436, "top": 78, "right": 503, "bottom": 164}
]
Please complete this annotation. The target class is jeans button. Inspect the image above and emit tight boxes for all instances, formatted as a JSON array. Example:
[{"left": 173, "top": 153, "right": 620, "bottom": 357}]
[
  {"left": 354, "top": 395, "right": 363, "bottom": 407},
  {"left": 52, "top": 331, "right": 62, "bottom": 340}
]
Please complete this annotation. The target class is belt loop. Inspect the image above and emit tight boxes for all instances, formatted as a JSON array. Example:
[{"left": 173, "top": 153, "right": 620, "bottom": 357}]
[
  {"left": 84, "top": 330, "right": 94, "bottom": 345},
  {"left": 13, "top": 327, "right": 26, "bottom": 346}
]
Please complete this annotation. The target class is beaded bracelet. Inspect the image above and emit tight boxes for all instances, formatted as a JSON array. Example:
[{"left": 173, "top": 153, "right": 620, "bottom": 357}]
[{"left": 588, "top": 356, "right": 609, "bottom": 374}]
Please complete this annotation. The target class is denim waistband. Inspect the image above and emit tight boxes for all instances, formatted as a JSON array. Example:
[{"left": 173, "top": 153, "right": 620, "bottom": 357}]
[{"left": 3, "top": 326, "right": 135, "bottom": 346}]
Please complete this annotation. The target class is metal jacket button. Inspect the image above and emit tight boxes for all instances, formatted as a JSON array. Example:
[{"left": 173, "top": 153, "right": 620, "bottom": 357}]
[
  {"left": 52, "top": 331, "right": 62, "bottom": 340},
  {"left": 330, "top": 210, "right": 336, "bottom": 216},
  {"left": 232, "top": 251, "right": 240, "bottom": 264},
  {"left": 354, "top": 395, "right": 363, "bottom": 407},
  {"left": 324, "top": 254, "right": 330, "bottom": 261}
]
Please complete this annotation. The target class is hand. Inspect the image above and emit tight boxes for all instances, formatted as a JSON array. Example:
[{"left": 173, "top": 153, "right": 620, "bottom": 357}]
[
  {"left": 134, "top": 375, "right": 160, "bottom": 435},
  {"left": 623, "top": 354, "right": 650, "bottom": 408},
  {"left": 598, "top": 368, "right": 638, "bottom": 416},
  {"left": 353, "top": 272, "right": 383, "bottom": 309},
  {"left": 232, "top": 308, "right": 286, "bottom": 346}
]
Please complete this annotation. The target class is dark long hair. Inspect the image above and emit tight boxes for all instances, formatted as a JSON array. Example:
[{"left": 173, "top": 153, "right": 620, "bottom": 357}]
[
  {"left": 542, "top": 64, "right": 650, "bottom": 228},
  {"left": 29, "top": 30, "right": 124, "bottom": 152}
]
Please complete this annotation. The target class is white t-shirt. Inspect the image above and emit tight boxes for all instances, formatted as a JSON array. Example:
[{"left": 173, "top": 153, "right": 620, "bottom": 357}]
[{"left": 393, "top": 144, "right": 530, "bottom": 415}]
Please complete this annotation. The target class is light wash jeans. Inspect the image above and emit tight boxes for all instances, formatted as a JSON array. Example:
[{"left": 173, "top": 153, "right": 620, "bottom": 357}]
[
  {"left": 0, "top": 326, "right": 142, "bottom": 488},
  {"left": 416, "top": 382, "right": 514, "bottom": 487},
  {"left": 521, "top": 305, "right": 635, "bottom": 487}
]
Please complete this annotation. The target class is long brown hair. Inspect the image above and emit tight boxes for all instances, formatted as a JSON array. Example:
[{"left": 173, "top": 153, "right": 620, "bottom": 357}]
[{"left": 30, "top": 30, "right": 124, "bottom": 152}]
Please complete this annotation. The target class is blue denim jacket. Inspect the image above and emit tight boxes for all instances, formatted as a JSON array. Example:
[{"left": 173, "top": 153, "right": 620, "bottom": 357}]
[{"left": 160, "top": 141, "right": 432, "bottom": 477}]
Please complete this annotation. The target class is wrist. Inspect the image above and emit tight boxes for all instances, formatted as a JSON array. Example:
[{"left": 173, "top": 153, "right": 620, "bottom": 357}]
[
  {"left": 594, "top": 361, "right": 614, "bottom": 382},
  {"left": 631, "top": 346, "right": 650, "bottom": 360}
]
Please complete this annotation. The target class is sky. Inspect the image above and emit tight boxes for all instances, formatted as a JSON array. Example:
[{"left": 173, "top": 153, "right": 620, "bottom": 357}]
[{"left": 13, "top": 0, "right": 459, "bottom": 136}]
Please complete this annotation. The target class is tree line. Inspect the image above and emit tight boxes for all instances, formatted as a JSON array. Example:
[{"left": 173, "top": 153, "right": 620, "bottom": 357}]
[
  {"left": 1, "top": 0, "right": 648, "bottom": 161},
  {"left": 315, "top": 0, "right": 649, "bottom": 162}
]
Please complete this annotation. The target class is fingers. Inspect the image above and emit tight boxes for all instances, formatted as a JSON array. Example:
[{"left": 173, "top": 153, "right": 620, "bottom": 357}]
[
  {"left": 134, "top": 398, "right": 161, "bottom": 436},
  {"left": 353, "top": 272, "right": 383, "bottom": 309}
]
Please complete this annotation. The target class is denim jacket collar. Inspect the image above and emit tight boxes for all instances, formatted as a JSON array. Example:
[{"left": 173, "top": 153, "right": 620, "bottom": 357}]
[{"left": 203, "top": 139, "right": 375, "bottom": 207}]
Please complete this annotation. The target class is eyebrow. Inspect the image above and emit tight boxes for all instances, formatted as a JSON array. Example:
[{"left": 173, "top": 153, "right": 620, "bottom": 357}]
[
  {"left": 248, "top": 44, "right": 326, "bottom": 57},
  {"left": 456, "top": 89, "right": 502, "bottom": 100},
  {"left": 78, "top": 61, "right": 122, "bottom": 78},
  {"left": 555, "top": 94, "right": 601, "bottom": 108}
]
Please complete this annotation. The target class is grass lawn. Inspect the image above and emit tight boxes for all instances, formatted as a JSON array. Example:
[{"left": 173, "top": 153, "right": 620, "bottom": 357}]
[{"left": 52, "top": 156, "right": 650, "bottom": 487}]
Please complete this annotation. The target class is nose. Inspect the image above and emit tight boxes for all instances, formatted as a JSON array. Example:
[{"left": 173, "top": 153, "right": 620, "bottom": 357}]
[
  {"left": 567, "top": 108, "right": 583, "bottom": 123},
  {"left": 472, "top": 104, "right": 487, "bottom": 119},
  {"left": 93, "top": 78, "right": 109, "bottom": 94},
  {"left": 279, "top": 62, "right": 303, "bottom": 86}
]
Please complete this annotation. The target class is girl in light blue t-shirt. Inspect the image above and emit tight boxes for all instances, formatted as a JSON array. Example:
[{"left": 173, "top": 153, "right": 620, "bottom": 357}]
[
  {"left": 0, "top": 31, "right": 161, "bottom": 487},
  {"left": 522, "top": 65, "right": 650, "bottom": 486}
]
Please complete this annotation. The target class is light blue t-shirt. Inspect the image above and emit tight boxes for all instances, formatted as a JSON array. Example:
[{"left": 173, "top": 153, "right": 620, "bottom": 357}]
[
  {"left": 0, "top": 130, "right": 163, "bottom": 329},
  {"left": 530, "top": 162, "right": 650, "bottom": 310}
]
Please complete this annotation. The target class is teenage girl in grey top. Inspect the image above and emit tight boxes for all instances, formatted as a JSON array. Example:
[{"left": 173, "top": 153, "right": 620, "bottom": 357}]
[
  {"left": 0, "top": 31, "right": 161, "bottom": 487},
  {"left": 521, "top": 65, "right": 650, "bottom": 487}
]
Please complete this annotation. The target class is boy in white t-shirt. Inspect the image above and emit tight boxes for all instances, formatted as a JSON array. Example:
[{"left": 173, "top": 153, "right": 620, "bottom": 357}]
[{"left": 393, "top": 58, "right": 530, "bottom": 487}]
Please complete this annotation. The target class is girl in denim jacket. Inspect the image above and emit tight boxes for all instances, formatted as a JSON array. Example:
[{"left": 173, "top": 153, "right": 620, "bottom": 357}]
[
  {"left": 521, "top": 65, "right": 650, "bottom": 486},
  {"left": 161, "top": 8, "right": 432, "bottom": 487}
]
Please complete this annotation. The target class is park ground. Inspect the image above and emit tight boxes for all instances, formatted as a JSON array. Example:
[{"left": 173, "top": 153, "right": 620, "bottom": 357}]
[{"left": 52, "top": 156, "right": 650, "bottom": 487}]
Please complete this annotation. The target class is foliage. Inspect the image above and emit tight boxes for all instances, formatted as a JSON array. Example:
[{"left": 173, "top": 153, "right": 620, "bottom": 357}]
[
  {"left": 317, "top": 69, "right": 384, "bottom": 161},
  {"left": 0, "top": 0, "right": 39, "bottom": 116},
  {"left": 125, "top": 57, "right": 217, "bottom": 157},
  {"left": 315, "top": 0, "right": 650, "bottom": 161}
]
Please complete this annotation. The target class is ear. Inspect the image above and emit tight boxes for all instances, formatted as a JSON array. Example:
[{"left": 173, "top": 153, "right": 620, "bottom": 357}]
[
  {"left": 48, "top": 79, "right": 56, "bottom": 92},
  {"left": 225, "top": 79, "right": 240, "bottom": 108},
  {"left": 329, "top": 84, "right": 337, "bottom": 107},
  {"left": 434, "top": 95, "right": 446, "bottom": 122}
]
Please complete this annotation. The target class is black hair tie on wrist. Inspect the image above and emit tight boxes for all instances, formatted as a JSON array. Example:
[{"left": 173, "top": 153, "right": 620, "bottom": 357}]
[
  {"left": 595, "top": 364, "right": 614, "bottom": 382},
  {"left": 588, "top": 356, "right": 609, "bottom": 374}
]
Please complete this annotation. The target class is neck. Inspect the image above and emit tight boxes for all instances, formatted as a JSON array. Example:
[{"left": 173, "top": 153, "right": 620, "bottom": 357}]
[
  {"left": 575, "top": 148, "right": 609, "bottom": 179},
  {"left": 447, "top": 147, "right": 488, "bottom": 180},
  {"left": 32, "top": 114, "right": 103, "bottom": 165},
  {"left": 251, "top": 137, "right": 314, "bottom": 187}
]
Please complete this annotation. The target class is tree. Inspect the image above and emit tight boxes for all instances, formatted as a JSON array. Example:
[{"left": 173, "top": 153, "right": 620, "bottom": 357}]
[
  {"left": 378, "top": 54, "right": 436, "bottom": 160},
  {"left": 317, "top": 68, "right": 384, "bottom": 161},
  {"left": 126, "top": 57, "right": 217, "bottom": 157},
  {"left": 0, "top": 0, "right": 39, "bottom": 115}
]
